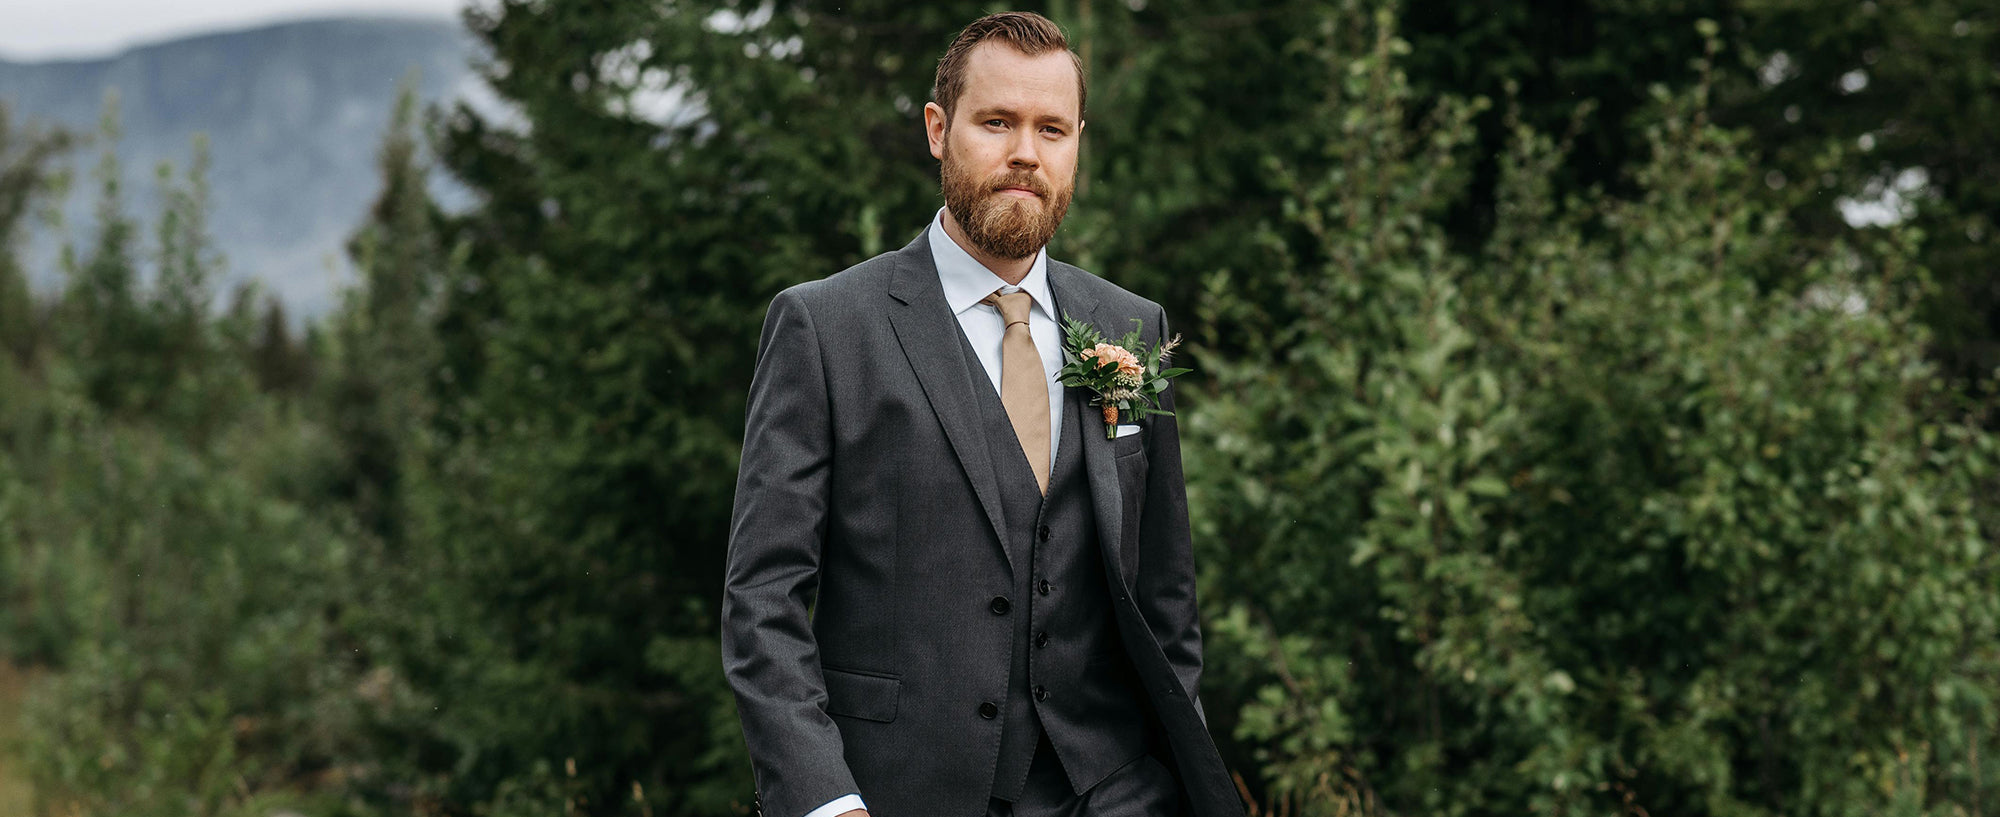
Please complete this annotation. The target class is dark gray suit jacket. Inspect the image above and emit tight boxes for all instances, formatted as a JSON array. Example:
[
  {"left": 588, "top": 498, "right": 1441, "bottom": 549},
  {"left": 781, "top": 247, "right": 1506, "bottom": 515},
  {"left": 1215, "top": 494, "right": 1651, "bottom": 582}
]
[{"left": 722, "top": 233, "right": 1238, "bottom": 817}]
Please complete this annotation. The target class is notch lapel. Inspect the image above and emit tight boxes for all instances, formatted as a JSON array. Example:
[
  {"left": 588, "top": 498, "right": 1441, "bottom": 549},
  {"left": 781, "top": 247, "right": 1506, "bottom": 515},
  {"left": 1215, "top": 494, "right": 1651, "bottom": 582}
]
[
  {"left": 885, "top": 235, "right": 1012, "bottom": 572},
  {"left": 1047, "top": 265, "right": 1129, "bottom": 589}
]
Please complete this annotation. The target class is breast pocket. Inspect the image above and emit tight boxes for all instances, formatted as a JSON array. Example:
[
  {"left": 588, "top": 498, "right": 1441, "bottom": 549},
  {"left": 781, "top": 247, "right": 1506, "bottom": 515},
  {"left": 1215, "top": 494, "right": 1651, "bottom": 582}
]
[
  {"left": 1111, "top": 427, "right": 1146, "bottom": 461},
  {"left": 822, "top": 666, "right": 901, "bottom": 723},
  {"left": 1113, "top": 431, "right": 1148, "bottom": 490}
]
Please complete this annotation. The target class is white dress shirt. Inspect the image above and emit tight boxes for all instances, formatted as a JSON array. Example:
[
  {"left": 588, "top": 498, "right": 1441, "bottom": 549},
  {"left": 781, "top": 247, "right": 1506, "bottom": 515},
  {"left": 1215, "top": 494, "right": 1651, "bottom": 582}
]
[
  {"left": 799, "top": 213, "right": 1064, "bottom": 817},
  {"left": 927, "top": 208, "right": 1065, "bottom": 466}
]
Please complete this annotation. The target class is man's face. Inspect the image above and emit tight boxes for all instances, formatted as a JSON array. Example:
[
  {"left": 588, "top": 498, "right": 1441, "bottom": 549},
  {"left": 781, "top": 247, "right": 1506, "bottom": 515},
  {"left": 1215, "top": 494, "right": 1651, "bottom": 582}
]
[{"left": 925, "top": 41, "right": 1084, "bottom": 260}]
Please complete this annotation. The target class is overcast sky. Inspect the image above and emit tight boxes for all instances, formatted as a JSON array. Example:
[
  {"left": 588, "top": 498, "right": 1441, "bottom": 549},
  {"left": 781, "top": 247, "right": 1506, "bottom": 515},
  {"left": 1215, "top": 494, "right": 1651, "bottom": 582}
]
[{"left": 0, "top": 0, "right": 464, "bottom": 61}]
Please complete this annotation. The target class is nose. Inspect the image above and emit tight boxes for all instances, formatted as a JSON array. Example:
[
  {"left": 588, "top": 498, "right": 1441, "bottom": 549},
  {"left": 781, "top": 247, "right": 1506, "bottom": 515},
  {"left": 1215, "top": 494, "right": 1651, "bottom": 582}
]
[{"left": 1006, "top": 128, "right": 1040, "bottom": 170}]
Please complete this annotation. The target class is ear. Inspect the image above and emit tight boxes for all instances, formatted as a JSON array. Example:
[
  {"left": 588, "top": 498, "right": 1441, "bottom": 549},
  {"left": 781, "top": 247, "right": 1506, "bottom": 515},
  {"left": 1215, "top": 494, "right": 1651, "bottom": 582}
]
[{"left": 924, "top": 101, "right": 948, "bottom": 161}]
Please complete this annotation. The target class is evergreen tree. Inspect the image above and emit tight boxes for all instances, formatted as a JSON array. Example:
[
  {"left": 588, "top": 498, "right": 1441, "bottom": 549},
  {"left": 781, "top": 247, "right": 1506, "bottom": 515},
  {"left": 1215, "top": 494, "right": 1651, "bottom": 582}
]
[
  {"left": 144, "top": 135, "right": 245, "bottom": 443},
  {"left": 148, "top": 136, "right": 220, "bottom": 394},
  {"left": 5, "top": 99, "right": 376, "bottom": 817},
  {"left": 57, "top": 94, "right": 148, "bottom": 415},
  {"left": 151, "top": 137, "right": 217, "bottom": 333},
  {"left": 0, "top": 104, "right": 73, "bottom": 369},
  {"left": 249, "top": 295, "right": 310, "bottom": 396},
  {"left": 324, "top": 82, "right": 449, "bottom": 543}
]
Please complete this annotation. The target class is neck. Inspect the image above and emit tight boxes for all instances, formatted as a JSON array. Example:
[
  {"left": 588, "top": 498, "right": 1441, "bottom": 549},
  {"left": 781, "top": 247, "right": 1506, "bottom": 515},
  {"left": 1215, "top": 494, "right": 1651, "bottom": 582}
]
[{"left": 941, "top": 207, "right": 1036, "bottom": 286}]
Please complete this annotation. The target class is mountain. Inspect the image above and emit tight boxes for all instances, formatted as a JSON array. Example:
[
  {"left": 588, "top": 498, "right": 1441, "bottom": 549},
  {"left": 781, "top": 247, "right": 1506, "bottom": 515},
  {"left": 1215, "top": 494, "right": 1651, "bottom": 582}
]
[{"left": 0, "top": 16, "right": 480, "bottom": 317}]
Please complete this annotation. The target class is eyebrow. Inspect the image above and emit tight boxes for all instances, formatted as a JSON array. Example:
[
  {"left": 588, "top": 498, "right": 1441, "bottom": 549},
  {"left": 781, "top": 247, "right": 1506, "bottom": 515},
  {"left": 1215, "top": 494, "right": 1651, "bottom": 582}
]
[{"left": 969, "top": 106, "right": 1076, "bottom": 129}]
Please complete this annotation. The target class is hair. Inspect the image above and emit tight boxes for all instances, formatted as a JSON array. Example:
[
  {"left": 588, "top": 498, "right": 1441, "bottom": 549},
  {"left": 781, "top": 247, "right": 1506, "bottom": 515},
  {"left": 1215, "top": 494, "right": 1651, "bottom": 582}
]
[{"left": 932, "top": 12, "right": 1087, "bottom": 121}]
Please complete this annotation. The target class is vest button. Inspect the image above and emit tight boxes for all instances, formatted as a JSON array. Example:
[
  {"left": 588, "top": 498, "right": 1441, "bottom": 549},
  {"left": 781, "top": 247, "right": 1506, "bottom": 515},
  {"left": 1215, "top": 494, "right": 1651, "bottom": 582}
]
[
  {"left": 1033, "top": 685, "right": 1049, "bottom": 701},
  {"left": 1038, "top": 580, "right": 1051, "bottom": 596},
  {"left": 1037, "top": 524, "right": 1051, "bottom": 542},
  {"left": 1034, "top": 631, "right": 1049, "bottom": 648},
  {"left": 990, "top": 596, "right": 1012, "bottom": 615},
  {"left": 979, "top": 701, "right": 999, "bottom": 719}
]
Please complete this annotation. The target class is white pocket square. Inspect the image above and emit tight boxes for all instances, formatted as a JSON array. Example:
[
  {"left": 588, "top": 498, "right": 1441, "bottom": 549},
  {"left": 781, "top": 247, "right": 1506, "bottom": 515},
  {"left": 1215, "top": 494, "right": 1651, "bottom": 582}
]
[{"left": 1113, "top": 424, "right": 1143, "bottom": 439}]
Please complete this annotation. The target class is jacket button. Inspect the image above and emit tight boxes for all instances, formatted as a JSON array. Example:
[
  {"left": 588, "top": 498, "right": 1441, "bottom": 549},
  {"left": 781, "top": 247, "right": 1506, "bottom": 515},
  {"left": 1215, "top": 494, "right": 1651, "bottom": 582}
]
[
  {"left": 1038, "top": 579, "right": 1051, "bottom": 596},
  {"left": 1037, "top": 524, "right": 1051, "bottom": 541},
  {"left": 1033, "top": 685, "right": 1049, "bottom": 701},
  {"left": 990, "top": 595, "right": 1011, "bottom": 615},
  {"left": 1034, "top": 631, "right": 1050, "bottom": 648},
  {"left": 979, "top": 701, "right": 999, "bottom": 719}
]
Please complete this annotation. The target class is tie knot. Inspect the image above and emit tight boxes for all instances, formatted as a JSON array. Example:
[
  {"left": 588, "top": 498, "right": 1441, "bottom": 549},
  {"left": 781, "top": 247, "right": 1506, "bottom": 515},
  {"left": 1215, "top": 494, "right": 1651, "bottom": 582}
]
[{"left": 983, "top": 289, "right": 1034, "bottom": 326}]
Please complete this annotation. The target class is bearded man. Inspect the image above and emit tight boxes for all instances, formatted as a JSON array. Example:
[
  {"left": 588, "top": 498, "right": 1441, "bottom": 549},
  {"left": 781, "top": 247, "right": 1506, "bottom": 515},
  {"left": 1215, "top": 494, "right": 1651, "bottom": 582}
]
[{"left": 722, "top": 12, "right": 1239, "bottom": 817}]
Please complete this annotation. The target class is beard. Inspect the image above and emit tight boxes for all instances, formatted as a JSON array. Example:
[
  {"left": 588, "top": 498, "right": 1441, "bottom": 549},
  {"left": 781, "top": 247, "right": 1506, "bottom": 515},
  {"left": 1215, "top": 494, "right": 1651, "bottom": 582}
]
[{"left": 939, "top": 134, "right": 1074, "bottom": 260}]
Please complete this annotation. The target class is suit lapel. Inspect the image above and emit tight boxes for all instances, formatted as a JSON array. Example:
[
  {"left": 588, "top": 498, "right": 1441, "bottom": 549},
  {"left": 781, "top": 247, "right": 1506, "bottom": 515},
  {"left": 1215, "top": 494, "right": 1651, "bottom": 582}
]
[
  {"left": 1047, "top": 264, "right": 1128, "bottom": 588},
  {"left": 885, "top": 234, "right": 1013, "bottom": 572}
]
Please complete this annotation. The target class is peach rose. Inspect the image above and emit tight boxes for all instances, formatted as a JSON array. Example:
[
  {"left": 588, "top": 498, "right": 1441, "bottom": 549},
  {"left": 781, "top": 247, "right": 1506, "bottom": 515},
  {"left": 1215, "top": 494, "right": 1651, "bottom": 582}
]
[{"left": 1082, "top": 343, "right": 1144, "bottom": 378}]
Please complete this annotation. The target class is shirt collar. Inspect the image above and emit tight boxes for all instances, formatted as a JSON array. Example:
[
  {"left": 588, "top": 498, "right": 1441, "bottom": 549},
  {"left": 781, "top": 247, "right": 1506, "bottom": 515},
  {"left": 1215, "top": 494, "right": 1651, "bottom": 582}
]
[{"left": 928, "top": 208, "right": 1054, "bottom": 319}]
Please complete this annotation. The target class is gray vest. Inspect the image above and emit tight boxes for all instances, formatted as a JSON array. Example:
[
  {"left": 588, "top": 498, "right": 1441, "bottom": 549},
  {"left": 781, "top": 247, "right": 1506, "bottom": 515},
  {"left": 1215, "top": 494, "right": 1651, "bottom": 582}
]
[{"left": 974, "top": 378, "right": 1155, "bottom": 801}]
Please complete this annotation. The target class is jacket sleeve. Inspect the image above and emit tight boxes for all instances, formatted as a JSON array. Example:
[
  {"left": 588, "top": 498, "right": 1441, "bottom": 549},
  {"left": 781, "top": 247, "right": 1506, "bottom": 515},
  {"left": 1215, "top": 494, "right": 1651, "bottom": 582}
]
[
  {"left": 722, "top": 287, "right": 859, "bottom": 817},
  {"left": 1135, "top": 305, "right": 1208, "bottom": 724}
]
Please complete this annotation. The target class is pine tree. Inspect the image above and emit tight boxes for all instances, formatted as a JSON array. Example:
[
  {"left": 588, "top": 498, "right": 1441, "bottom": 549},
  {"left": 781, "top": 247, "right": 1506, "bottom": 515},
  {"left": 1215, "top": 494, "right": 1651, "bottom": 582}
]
[
  {"left": 150, "top": 135, "right": 219, "bottom": 377},
  {"left": 323, "top": 81, "right": 449, "bottom": 543},
  {"left": 249, "top": 295, "right": 309, "bottom": 396},
  {"left": 57, "top": 93, "right": 148, "bottom": 414},
  {"left": 0, "top": 104, "right": 73, "bottom": 368}
]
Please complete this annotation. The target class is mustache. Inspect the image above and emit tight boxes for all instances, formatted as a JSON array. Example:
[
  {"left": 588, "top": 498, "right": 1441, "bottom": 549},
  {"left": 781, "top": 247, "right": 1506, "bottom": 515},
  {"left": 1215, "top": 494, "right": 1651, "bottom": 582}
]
[{"left": 988, "top": 172, "right": 1050, "bottom": 198}]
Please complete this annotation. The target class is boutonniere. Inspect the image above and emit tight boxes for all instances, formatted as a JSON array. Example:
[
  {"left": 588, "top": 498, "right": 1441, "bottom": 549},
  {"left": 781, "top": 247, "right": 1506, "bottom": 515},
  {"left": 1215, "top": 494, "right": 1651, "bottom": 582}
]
[{"left": 1056, "top": 316, "right": 1191, "bottom": 438}]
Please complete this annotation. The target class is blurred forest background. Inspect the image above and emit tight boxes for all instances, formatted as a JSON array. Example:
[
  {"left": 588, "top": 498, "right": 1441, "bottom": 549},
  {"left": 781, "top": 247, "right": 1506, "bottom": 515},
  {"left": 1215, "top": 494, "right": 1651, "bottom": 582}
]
[{"left": 2, "top": 0, "right": 1998, "bottom": 815}]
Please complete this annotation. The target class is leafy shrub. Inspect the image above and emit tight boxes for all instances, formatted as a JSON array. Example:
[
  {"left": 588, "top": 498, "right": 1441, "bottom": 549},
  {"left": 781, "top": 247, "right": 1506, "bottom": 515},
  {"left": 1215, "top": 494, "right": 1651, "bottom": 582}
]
[{"left": 1188, "top": 10, "right": 2000, "bottom": 816}]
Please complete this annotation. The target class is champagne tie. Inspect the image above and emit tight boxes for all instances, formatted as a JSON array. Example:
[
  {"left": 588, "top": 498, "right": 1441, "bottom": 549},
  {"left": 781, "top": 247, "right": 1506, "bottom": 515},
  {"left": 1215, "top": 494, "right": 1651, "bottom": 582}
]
[{"left": 983, "top": 289, "right": 1050, "bottom": 494}]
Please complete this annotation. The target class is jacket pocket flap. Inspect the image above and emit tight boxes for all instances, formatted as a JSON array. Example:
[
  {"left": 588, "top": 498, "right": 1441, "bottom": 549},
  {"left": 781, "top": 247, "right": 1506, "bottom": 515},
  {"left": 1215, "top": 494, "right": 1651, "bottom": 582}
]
[{"left": 822, "top": 667, "right": 900, "bottom": 723}]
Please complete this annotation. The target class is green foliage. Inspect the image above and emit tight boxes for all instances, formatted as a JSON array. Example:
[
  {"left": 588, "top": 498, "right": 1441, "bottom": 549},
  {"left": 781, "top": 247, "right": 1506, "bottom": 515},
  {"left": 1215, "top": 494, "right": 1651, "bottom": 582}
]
[
  {"left": 1190, "top": 9, "right": 1999, "bottom": 816},
  {"left": 1, "top": 96, "right": 391, "bottom": 817},
  {"left": 1394, "top": 0, "right": 2000, "bottom": 399},
  {"left": 12, "top": 411, "right": 376, "bottom": 816},
  {"left": 53, "top": 98, "right": 149, "bottom": 416},
  {"left": 0, "top": 104, "right": 73, "bottom": 369},
  {"left": 389, "top": 0, "right": 974, "bottom": 808},
  {"left": 319, "top": 80, "right": 451, "bottom": 543},
  {"left": 1711, "top": 0, "right": 2000, "bottom": 396},
  {"left": 3, "top": 1, "right": 1997, "bottom": 816}
]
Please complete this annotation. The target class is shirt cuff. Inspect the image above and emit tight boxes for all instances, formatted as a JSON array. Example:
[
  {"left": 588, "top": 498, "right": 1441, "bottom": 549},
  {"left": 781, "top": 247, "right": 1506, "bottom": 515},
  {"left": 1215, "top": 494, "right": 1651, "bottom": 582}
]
[{"left": 802, "top": 793, "right": 866, "bottom": 817}]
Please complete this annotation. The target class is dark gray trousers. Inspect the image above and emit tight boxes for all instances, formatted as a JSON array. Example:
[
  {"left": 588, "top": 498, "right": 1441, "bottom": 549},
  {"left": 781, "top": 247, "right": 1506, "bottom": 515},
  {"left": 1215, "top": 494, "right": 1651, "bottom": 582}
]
[{"left": 987, "top": 737, "right": 1183, "bottom": 817}]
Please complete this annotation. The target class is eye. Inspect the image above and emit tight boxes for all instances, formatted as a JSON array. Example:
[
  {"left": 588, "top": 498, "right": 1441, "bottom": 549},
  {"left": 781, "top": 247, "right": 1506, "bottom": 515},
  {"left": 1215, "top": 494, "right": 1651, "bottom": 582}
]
[
  {"left": 983, "top": 119, "right": 1007, "bottom": 129},
  {"left": 1041, "top": 125, "right": 1065, "bottom": 137}
]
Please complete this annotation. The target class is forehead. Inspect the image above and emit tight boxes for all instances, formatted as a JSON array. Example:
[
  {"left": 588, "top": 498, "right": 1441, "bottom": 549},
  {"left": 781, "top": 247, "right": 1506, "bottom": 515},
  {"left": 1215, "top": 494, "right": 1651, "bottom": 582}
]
[{"left": 956, "top": 40, "right": 1081, "bottom": 120}]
